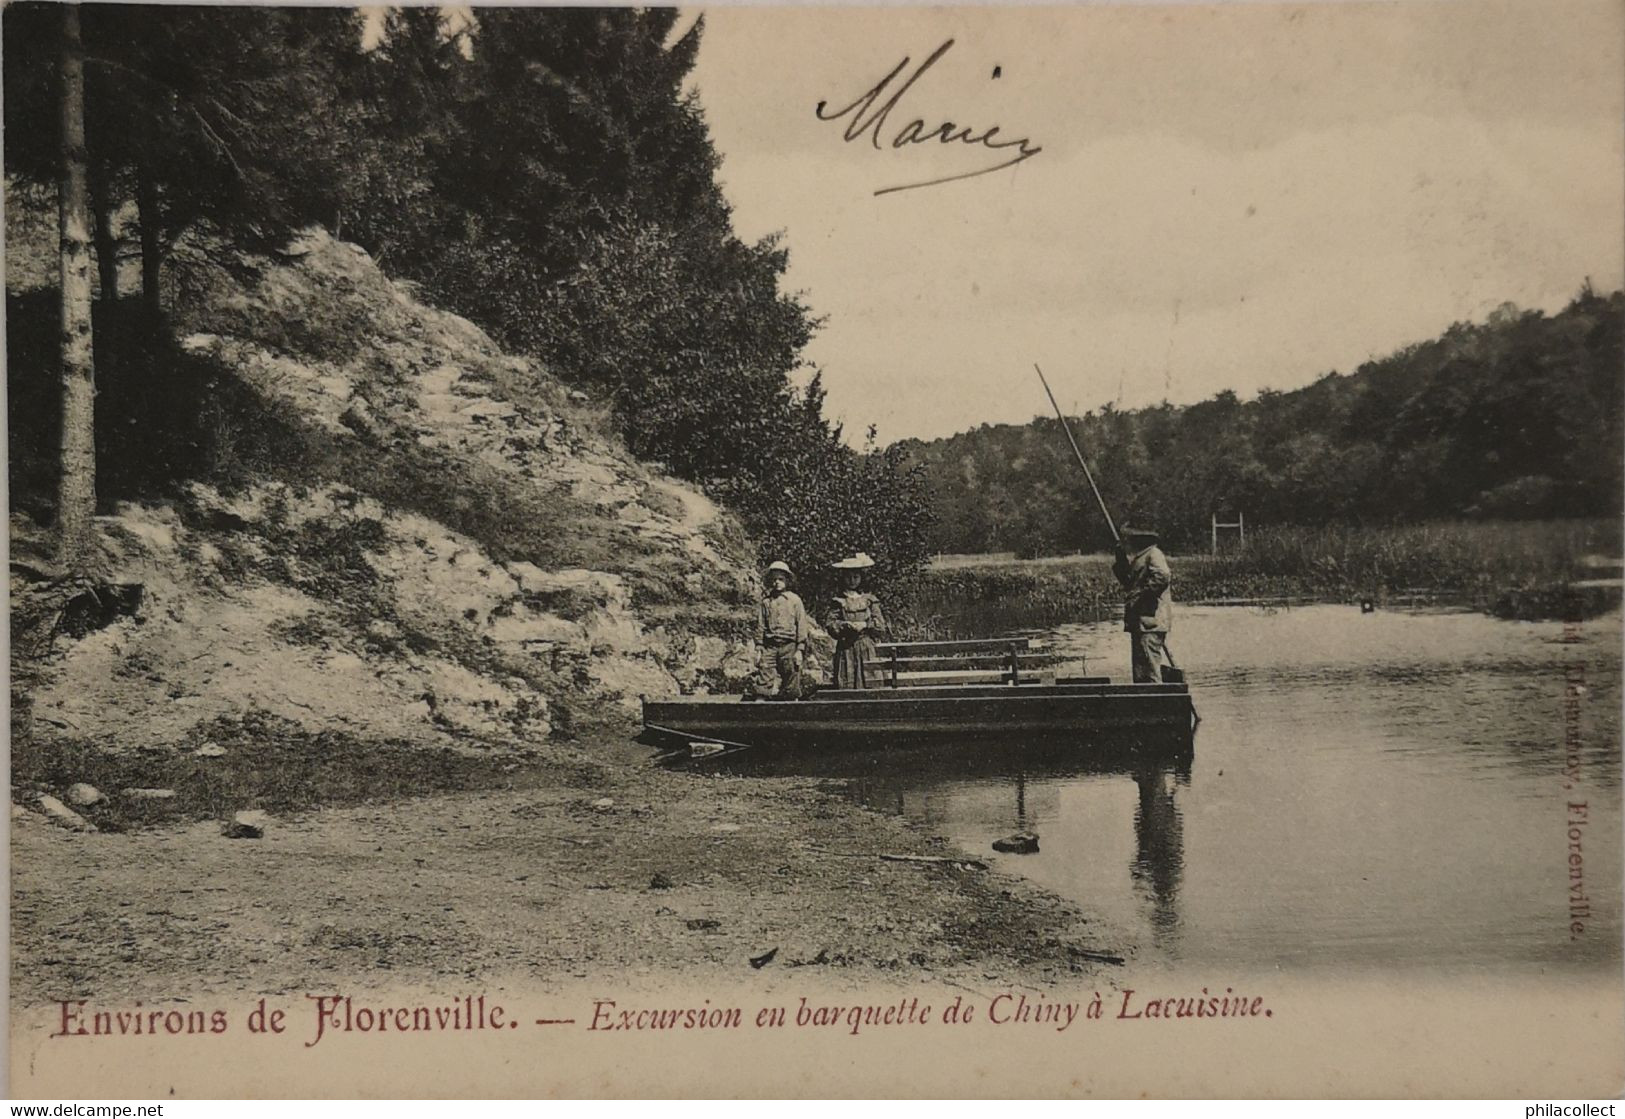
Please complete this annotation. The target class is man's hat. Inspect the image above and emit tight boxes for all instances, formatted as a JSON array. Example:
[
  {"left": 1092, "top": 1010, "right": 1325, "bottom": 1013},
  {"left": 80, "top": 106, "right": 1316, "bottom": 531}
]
[
  {"left": 1121, "top": 525, "right": 1159, "bottom": 539},
  {"left": 831, "top": 552, "right": 876, "bottom": 570},
  {"left": 766, "top": 560, "right": 793, "bottom": 576}
]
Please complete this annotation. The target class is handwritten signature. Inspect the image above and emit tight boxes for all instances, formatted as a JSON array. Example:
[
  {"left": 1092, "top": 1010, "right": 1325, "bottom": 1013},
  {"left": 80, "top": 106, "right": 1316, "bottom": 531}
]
[{"left": 815, "top": 39, "right": 1042, "bottom": 197}]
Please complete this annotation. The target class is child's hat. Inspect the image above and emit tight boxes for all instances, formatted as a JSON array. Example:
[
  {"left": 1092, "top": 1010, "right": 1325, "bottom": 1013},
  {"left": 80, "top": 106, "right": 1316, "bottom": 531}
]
[{"left": 766, "top": 560, "right": 793, "bottom": 576}]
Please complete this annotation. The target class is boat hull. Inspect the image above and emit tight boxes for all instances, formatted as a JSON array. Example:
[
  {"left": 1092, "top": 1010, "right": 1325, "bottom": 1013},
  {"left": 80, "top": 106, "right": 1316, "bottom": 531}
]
[{"left": 642, "top": 682, "right": 1195, "bottom": 749}]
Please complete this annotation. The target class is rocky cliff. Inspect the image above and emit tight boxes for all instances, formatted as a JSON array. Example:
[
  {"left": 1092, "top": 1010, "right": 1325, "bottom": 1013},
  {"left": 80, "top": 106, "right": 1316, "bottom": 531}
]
[{"left": 12, "top": 229, "right": 763, "bottom": 759}]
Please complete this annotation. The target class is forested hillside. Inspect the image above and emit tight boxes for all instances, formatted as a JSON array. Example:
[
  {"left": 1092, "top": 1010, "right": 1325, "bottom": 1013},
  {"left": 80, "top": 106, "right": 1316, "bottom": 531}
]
[
  {"left": 902, "top": 292, "right": 1624, "bottom": 556},
  {"left": 4, "top": 5, "right": 933, "bottom": 583},
  {"left": 8, "top": 3, "right": 950, "bottom": 787}
]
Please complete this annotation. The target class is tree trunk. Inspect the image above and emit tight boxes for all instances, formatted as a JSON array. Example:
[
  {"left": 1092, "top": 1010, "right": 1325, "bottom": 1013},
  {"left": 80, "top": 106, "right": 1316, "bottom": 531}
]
[
  {"left": 137, "top": 165, "right": 162, "bottom": 314},
  {"left": 56, "top": 3, "right": 98, "bottom": 571},
  {"left": 90, "top": 164, "right": 118, "bottom": 305}
]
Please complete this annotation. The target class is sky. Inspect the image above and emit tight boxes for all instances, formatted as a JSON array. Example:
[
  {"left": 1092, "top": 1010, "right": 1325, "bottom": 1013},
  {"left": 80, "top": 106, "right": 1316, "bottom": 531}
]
[{"left": 685, "top": 1, "right": 1625, "bottom": 445}]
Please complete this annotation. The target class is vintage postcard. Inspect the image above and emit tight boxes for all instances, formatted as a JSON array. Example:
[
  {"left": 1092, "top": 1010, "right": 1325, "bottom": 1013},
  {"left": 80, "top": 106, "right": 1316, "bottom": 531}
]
[{"left": 7, "top": 0, "right": 1623, "bottom": 1099}]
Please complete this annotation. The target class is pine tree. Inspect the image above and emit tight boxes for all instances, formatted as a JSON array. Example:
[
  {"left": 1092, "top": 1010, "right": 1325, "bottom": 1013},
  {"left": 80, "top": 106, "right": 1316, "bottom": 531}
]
[
  {"left": 73, "top": 6, "right": 366, "bottom": 308},
  {"left": 334, "top": 6, "right": 467, "bottom": 270},
  {"left": 55, "top": 4, "right": 97, "bottom": 570}
]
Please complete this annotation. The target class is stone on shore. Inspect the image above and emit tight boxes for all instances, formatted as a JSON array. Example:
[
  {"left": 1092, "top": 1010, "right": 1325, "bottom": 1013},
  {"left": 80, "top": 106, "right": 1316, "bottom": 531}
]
[
  {"left": 37, "top": 795, "right": 97, "bottom": 833},
  {"left": 992, "top": 832, "right": 1039, "bottom": 854},
  {"left": 65, "top": 783, "right": 103, "bottom": 807},
  {"left": 223, "top": 809, "right": 272, "bottom": 839}
]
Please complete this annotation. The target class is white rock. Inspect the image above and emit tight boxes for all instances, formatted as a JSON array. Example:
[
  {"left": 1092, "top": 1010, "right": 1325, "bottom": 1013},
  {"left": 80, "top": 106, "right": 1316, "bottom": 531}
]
[
  {"left": 690, "top": 636, "right": 730, "bottom": 673},
  {"left": 122, "top": 788, "right": 177, "bottom": 801},
  {"left": 584, "top": 611, "right": 647, "bottom": 656},
  {"left": 589, "top": 656, "right": 680, "bottom": 705},
  {"left": 458, "top": 399, "right": 517, "bottom": 421},
  {"left": 592, "top": 798, "right": 615, "bottom": 812},
  {"left": 37, "top": 795, "right": 96, "bottom": 833},
  {"left": 194, "top": 742, "right": 227, "bottom": 758},
  {"left": 315, "top": 375, "right": 354, "bottom": 402},
  {"left": 507, "top": 566, "right": 629, "bottom": 609},
  {"left": 418, "top": 365, "right": 463, "bottom": 395},
  {"left": 484, "top": 611, "right": 585, "bottom": 647},
  {"left": 65, "top": 782, "right": 103, "bottom": 807},
  {"left": 223, "top": 810, "right": 271, "bottom": 839},
  {"left": 720, "top": 646, "right": 758, "bottom": 684}
]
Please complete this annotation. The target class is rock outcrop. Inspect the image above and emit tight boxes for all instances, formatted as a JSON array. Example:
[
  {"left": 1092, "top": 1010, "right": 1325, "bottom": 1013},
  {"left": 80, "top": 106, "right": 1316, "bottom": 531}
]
[{"left": 14, "top": 230, "right": 763, "bottom": 757}]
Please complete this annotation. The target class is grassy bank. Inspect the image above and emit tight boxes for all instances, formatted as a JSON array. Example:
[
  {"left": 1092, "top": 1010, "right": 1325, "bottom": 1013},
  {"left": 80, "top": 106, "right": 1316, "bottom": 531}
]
[{"left": 895, "top": 519, "right": 1622, "bottom": 637}]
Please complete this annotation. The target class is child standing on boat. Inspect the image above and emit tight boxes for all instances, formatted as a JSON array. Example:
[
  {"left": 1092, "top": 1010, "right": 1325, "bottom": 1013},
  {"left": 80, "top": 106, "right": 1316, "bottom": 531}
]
[
  {"left": 748, "top": 560, "right": 811, "bottom": 700},
  {"left": 825, "top": 552, "right": 889, "bottom": 690}
]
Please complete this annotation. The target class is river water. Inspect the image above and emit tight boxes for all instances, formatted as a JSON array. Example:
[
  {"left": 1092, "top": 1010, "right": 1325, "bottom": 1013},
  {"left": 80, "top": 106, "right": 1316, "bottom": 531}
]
[{"left": 769, "top": 605, "right": 1623, "bottom": 975}]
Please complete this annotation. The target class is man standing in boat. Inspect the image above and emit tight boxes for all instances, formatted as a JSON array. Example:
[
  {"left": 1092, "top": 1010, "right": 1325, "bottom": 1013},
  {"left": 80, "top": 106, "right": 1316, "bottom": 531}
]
[{"left": 1112, "top": 524, "right": 1173, "bottom": 683}]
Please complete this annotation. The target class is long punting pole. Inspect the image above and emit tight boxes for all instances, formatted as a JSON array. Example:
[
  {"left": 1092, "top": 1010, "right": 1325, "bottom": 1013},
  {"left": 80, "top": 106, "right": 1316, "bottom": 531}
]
[
  {"left": 1034, "top": 363, "right": 1119, "bottom": 544},
  {"left": 1034, "top": 365, "right": 1195, "bottom": 702}
]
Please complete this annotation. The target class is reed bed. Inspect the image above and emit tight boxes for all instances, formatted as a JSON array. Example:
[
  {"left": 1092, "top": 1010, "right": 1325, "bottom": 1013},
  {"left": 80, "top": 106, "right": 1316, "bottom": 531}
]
[{"left": 895, "top": 519, "right": 1621, "bottom": 638}]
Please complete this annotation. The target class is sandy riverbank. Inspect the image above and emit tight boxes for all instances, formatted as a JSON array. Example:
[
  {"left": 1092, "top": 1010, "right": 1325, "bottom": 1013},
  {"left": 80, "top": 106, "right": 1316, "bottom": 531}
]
[{"left": 11, "top": 727, "right": 1125, "bottom": 1009}]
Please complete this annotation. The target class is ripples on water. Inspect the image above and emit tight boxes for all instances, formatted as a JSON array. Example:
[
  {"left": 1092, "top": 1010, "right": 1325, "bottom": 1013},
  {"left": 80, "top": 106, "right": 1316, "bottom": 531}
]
[{"left": 748, "top": 605, "right": 1623, "bottom": 976}]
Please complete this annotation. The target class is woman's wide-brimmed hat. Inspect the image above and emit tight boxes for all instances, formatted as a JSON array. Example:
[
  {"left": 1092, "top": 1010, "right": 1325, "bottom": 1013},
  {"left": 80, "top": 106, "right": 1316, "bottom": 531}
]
[{"left": 831, "top": 552, "right": 876, "bottom": 570}]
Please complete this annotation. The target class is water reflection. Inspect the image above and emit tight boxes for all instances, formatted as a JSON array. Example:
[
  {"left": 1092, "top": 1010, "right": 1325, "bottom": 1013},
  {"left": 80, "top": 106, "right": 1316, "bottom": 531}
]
[
  {"left": 714, "top": 732, "right": 1193, "bottom": 783},
  {"left": 1133, "top": 762, "right": 1185, "bottom": 948},
  {"left": 711, "top": 605, "right": 1621, "bottom": 974},
  {"left": 723, "top": 739, "right": 1193, "bottom": 953}
]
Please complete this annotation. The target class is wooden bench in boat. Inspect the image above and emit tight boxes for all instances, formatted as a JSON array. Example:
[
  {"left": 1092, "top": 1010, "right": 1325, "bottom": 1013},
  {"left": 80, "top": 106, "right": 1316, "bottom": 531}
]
[
  {"left": 858, "top": 637, "right": 1078, "bottom": 688},
  {"left": 814, "top": 677, "right": 1110, "bottom": 701}
]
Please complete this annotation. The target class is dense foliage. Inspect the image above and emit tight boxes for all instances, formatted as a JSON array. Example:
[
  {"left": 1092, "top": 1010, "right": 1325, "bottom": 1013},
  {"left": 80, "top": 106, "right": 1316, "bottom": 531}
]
[
  {"left": 903, "top": 292, "right": 1624, "bottom": 556},
  {"left": 4, "top": 5, "right": 365, "bottom": 303},
  {"left": 4, "top": 4, "right": 935, "bottom": 583},
  {"left": 340, "top": 8, "right": 935, "bottom": 585}
]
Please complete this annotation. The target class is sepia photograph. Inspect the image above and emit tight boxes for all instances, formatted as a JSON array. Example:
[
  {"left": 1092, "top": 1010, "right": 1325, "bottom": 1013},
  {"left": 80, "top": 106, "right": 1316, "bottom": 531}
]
[{"left": 6, "top": 0, "right": 1623, "bottom": 1099}]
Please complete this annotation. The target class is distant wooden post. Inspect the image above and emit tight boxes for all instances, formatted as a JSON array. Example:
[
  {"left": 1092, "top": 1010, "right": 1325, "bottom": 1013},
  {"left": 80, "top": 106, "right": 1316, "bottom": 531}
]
[{"left": 1211, "top": 511, "right": 1245, "bottom": 555}]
